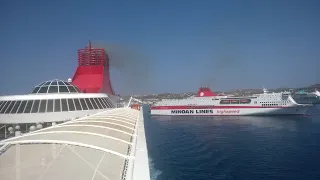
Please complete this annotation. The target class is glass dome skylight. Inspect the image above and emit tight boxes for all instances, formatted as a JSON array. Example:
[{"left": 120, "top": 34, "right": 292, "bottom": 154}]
[{"left": 30, "top": 79, "right": 82, "bottom": 94}]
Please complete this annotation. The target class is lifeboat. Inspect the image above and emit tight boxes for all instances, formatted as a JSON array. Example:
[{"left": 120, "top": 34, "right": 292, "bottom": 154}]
[{"left": 131, "top": 104, "right": 140, "bottom": 110}]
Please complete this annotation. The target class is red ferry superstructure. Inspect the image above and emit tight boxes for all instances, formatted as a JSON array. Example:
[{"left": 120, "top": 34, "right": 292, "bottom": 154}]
[{"left": 150, "top": 87, "right": 312, "bottom": 116}]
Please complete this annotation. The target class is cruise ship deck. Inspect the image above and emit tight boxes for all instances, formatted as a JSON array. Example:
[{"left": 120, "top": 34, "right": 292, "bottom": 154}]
[{"left": 0, "top": 107, "right": 150, "bottom": 180}]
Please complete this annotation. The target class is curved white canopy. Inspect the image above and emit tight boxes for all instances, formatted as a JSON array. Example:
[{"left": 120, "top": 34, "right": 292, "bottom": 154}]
[{"left": 0, "top": 108, "right": 141, "bottom": 180}]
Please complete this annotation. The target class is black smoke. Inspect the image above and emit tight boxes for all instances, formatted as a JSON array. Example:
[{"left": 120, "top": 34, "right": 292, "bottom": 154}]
[{"left": 91, "top": 41, "right": 152, "bottom": 95}]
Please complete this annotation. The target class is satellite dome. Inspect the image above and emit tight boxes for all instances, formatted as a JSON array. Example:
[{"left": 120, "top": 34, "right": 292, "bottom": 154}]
[{"left": 30, "top": 79, "right": 82, "bottom": 94}]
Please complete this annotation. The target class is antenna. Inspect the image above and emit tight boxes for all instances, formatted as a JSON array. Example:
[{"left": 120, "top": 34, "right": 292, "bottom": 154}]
[{"left": 88, "top": 40, "right": 92, "bottom": 60}]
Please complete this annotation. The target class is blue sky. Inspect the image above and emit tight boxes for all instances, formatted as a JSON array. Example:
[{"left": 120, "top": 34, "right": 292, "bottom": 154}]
[{"left": 0, "top": 0, "right": 319, "bottom": 95}]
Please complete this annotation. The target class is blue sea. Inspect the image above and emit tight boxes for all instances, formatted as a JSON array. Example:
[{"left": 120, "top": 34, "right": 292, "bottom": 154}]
[{"left": 144, "top": 105, "right": 320, "bottom": 180}]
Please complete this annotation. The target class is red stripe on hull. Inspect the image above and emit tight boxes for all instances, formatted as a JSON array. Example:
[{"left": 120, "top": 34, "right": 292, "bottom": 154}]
[
  {"left": 151, "top": 114, "right": 307, "bottom": 116},
  {"left": 150, "top": 105, "right": 291, "bottom": 110}
]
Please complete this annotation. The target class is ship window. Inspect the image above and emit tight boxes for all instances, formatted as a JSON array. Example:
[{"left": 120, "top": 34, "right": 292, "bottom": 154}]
[
  {"left": 44, "top": 81, "right": 51, "bottom": 85},
  {"left": 98, "top": 98, "right": 106, "bottom": 108},
  {"left": 58, "top": 81, "right": 65, "bottom": 85},
  {"left": 23, "top": 100, "right": 33, "bottom": 113},
  {"left": 90, "top": 98, "right": 99, "bottom": 109},
  {"left": 105, "top": 98, "right": 113, "bottom": 108},
  {"left": 74, "top": 99, "right": 82, "bottom": 110},
  {"left": 17, "top": 101, "right": 27, "bottom": 113},
  {"left": 94, "top": 98, "right": 103, "bottom": 109},
  {"left": 47, "top": 99, "right": 54, "bottom": 112},
  {"left": 101, "top": 98, "right": 109, "bottom": 107},
  {"left": 54, "top": 99, "right": 61, "bottom": 112},
  {"left": 39, "top": 100, "right": 47, "bottom": 113},
  {"left": 220, "top": 100, "right": 230, "bottom": 104},
  {"left": 231, "top": 100, "right": 240, "bottom": 104},
  {"left": 11, "top": 101, "right": 22, "bottom": 114},
  {"left": 102, "top": 98, "right": 110, "bottom": 108},
  {"left": 85, "top": 98, "right": 94, "bottom": 109},
  {"left": 0, "top": 101, "right": 11, "bottom": 113},
  {"left": 104, "top": 98, "right": 113, "bottom": 108},
  {"left": 93, "top": 98, "right": 103, "bottom": 109},
  {"left": 48, "top": 86, "right": 59, "bottom": 93},
  {"left": 31, "top": 100, "right": 40, "bottom": 113},
  {"left": 0, "top": 101, "right": 8, "bottom": 112},
  {"left": 68, "top": 86, "right": 77, "bottom": 92},
  {"left": 59, "top": 86, "right": 69, "bottom": 93},
  {"left": 51, "top": 81, "right": 58, "bottom": 85},
  {"left": 38, "top": 86, "right": 49, "bottom": 93},
  {"left": 38, "top": 82, "right": 46, "bottom": 86},
  {"left": 98, "top": 98, "right": 107, "bottom": 108},
  {"left": 68, "top": 99, "right": 75, "bottom": 111},
  {"left": 31, "top": 87, "right": 40, "bottom": 93},
  {"left": 240, "top": 99, "right": 251, "bottom": 104},
  {"left": 61, "top": 99, "right": 68, "bottom": 111},
  {"left": 80, "top": 98, "right": 89, "bottom": 110},
  {"left": 5, "top": 101, "right": 16, "bottom": 114},
  {"left": 97, "top": 98, "right": 106, "bottom": 109}
]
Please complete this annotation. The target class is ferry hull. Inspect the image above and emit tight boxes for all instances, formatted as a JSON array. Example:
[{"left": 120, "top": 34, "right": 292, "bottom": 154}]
[{"left": 150, "top": 106, "right": 310, "bottom": 116}]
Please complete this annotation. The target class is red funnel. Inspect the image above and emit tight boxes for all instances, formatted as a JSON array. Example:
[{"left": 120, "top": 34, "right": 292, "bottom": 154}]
[
  {"left": 196, "top": 87, "right": 217, "bottom": 97},
  {"left": 72, "top": 41, "right": 115, "bottom": 95}
]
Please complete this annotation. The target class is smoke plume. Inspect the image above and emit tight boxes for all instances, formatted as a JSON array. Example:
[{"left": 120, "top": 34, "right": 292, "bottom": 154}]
[{"left": 91, "top": 41, "right": 152, "bottom": 95}]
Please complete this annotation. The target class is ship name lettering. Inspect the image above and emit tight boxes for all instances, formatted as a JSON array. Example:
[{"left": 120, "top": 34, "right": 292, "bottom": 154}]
[
  {"left": 171, "top": 109, "right": 214, "bottom": 114},
  {"left": 171, "top": 110, "right": 194, "bottom": 114},
  {"left": 195, "top": 110, "right": 214, "bottom": 113},
  {"left": 217, "top": 110, "right": 240, "bottom": 114}
]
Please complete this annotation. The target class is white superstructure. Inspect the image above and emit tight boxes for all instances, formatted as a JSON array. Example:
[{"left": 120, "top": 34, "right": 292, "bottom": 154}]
[
  {"left": 150, "top": 87, "right": 312, "bottom": 116},
  {"left": 0, "top": 80, "right": 119, "bottom": 138}
]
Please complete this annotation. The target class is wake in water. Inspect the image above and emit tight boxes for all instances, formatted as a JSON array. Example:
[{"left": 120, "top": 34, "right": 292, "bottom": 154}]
[{"left": 149, "top": 157, "right": 162, "bottom": 180}]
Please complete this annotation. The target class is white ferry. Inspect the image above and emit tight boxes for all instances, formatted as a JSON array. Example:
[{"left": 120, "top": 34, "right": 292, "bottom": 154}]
[{"left": 150, "top": 87, "right": 312, "bottom": 116}]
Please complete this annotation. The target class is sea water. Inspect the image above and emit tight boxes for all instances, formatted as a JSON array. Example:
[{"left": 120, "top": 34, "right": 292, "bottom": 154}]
[{"left": 144, "top": 105, "right": 320, "bottom": 180}]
